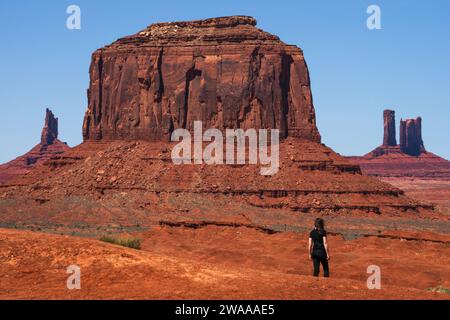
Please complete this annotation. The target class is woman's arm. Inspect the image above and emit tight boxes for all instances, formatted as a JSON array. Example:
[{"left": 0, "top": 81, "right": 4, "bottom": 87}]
[
  {"left": 323, "top": 236, "right": 330, "bottom": 260},
  {"left": 308, "top": 237, "right": 312, "bottom": 259}
]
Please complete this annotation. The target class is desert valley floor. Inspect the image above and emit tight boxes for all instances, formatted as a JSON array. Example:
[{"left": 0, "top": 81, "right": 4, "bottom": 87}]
[
  {"left": 1, "top": 219, "right": 449, "bottom": 300},
  {"left": 1, "top": 139, "right": 450, "bottom": 299}
]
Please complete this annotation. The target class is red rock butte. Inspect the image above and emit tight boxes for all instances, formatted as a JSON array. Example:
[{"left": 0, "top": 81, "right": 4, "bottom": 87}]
[
  {"left": 348, "top": 110, "right": 450, "bottom": 178},
  {"left": 0, "top": 17, "right": 437, "bottom": 235},
  {"left": 82, "top": 16, "right": 321, "bottom": 142}
]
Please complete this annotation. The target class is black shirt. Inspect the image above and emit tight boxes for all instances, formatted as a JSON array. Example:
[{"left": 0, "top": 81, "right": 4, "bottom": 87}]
[{"left": 310, "top": 229, "right": 327, "bottom": 253}]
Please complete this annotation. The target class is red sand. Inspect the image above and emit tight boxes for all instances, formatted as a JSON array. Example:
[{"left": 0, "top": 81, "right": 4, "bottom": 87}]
[{"left": 1, "top": 226, "right": 449, "bottom": 300}]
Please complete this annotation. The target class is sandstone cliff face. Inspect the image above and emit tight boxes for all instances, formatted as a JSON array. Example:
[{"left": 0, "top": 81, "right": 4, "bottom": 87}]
[{"left": 82, "top": 16, "right": 321, "bottom": 142}]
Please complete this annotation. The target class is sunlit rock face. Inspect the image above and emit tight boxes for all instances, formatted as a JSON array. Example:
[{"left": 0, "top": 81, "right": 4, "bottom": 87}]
[{"left": 82, "top": 16, "right": 321, "bottom": 143}]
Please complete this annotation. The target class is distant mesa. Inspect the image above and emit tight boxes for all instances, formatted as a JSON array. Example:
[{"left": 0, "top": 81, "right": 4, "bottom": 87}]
[
  {"left": 348, "top": 109, "right": 450, "bottom": 178},
  {"left": 0, "top": 108, "right": 69, "bottom": 184}
]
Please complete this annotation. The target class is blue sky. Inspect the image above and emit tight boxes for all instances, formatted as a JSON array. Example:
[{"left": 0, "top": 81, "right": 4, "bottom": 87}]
[{"left": 0, "top": 0, "right": 449, "bottom": 163}]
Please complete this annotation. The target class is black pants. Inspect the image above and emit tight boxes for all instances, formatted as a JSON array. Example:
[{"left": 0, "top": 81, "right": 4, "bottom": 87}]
[{"left": 312, "top": 253, "right": 329, "bottom": 277}]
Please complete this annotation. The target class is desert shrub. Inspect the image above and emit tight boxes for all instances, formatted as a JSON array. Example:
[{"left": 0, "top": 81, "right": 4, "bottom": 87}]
[
  {"left": 99, "top": 236, "right": 141, "bottom": 250},
  {"left": 427, "top": 286, "right": 450, "bottom": 294}
]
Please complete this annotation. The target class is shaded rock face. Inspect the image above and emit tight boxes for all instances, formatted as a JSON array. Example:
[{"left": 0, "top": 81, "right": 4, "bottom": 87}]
[
  {"left": 383, "top": 110, "right": 396, "bottom": 147},
  {"left": 400, "top": 117, "right": 425, "bottom": 156},
  {"left": 41, "top": 108, "right": 59, "bottom": 145},
  {"left": 82, "top": 16, "right": 321, "bottom": 142}
]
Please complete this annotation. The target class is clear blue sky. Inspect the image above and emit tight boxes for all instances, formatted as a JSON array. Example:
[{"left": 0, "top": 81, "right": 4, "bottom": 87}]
[{"left": 1, "top": 0, "right": 449, "bottom": 163}]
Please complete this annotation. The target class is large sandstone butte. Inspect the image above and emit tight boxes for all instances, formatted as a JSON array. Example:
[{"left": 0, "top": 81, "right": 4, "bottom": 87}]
[
  {"left": 82, "top": 16, "right": 321, "bottom": 142},
  {"left": 0, "top": 109, "right": 69, "bottom": 185},
  {"left": 348, "top": 110, "right": 450, "bottom": 178},
  {"left": 0, "top": 17, "right": 436, "bottom": 235}
]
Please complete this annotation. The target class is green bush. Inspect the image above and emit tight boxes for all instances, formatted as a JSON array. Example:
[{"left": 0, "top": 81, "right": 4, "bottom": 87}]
[
  {"left": 427, "top": 286, "right": 450, "bottom": 294},
  {"left": 99, "top": 235, "right": 141, "bottom": 250}
]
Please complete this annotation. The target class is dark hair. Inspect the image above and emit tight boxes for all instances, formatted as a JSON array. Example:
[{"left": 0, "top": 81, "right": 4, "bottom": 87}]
[{"left": 314, "top": 218, "right": 325, "bottom": 233}]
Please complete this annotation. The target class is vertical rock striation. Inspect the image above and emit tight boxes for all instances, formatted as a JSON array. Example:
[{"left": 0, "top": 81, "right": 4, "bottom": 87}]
[{"left": 82, "top": 16, "right": 321, "bottom": 143}]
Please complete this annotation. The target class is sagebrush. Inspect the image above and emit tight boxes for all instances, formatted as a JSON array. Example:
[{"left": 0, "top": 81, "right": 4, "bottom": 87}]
[{"left": 99, "top": 236, "right": 141, "bottom": 249}]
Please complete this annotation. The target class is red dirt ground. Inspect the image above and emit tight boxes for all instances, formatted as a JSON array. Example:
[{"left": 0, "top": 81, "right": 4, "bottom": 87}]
[
  {"left": 381, "top": 177, "right": 450, "bottom": 216},
  {"left": 0, "top": 226, "right": 449, "bottom": 300}
]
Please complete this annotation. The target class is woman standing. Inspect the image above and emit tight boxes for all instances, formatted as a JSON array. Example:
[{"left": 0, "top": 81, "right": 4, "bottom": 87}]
[{"left": 308, "top": 218, "right": 330, "bottom": 277}]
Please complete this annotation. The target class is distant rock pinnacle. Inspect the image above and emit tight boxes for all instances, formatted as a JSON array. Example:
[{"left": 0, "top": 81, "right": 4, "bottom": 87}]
[
  {"left": 41, "top": 108, "right": 59, "bottom": 146},
  {"left": 400, "top": 117, "right": 425, "bottom": 156},
  {"left": 383, "top": 110, "right": 397, "bottom": 147}
]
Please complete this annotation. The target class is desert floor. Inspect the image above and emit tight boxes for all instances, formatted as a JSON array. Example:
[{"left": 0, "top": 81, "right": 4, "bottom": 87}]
[
  {"left": 1, "top": 177, "right": 449, "bottom": 300},
  {"left": 382, "top": 177, "right": 450, "bottom": 216},
  {"left": 1, "top": 222, "right": 449, "bottom": 300}
]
